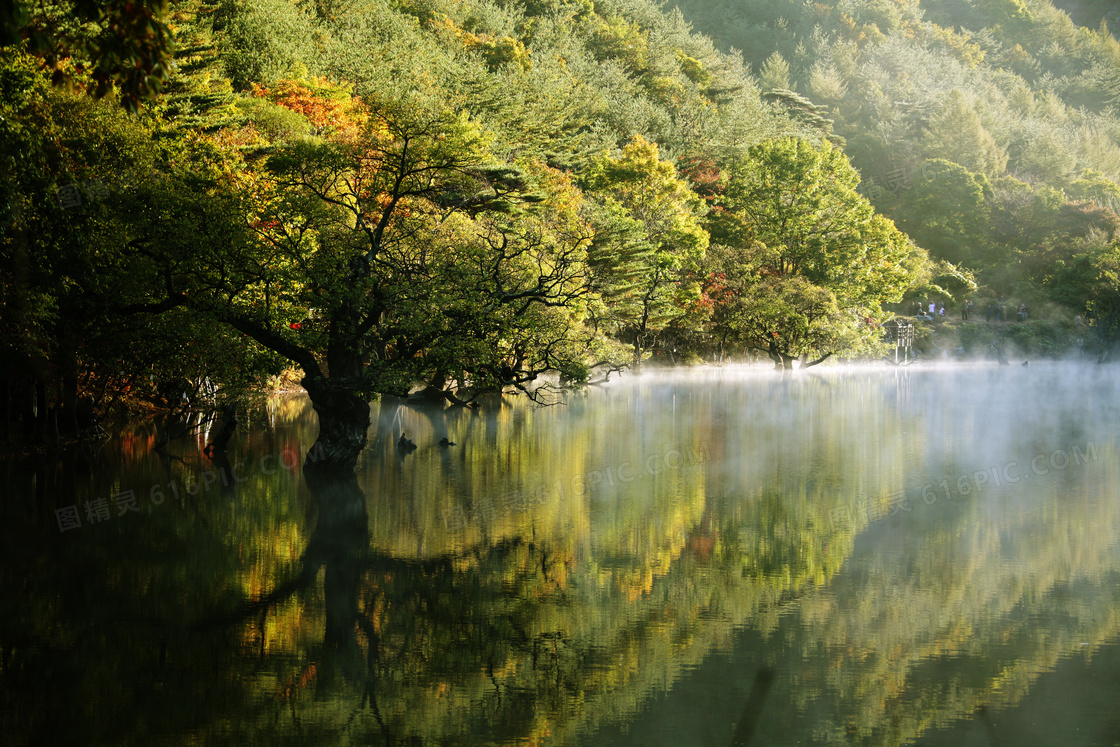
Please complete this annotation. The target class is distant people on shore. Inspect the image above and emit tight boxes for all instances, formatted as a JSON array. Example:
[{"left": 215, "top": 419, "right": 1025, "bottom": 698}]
[{"left": 976, "top": 298, "right": 1024, "bottom": 322}]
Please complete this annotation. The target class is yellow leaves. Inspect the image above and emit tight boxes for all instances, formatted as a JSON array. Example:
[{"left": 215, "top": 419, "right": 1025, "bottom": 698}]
[
  {"left": 925, "top": 25, "right": 986, "bottom": 69},
  {"left": 425, "top": 13, "right": 460, "bottom": 38},
  {"left": 646, "top": 76, "right": 686, "bottom": 107},
  {"left": 360, "top": 114, "right": 393, "bottom": 147},
  {"left": 675, "top": 50, "right": 712, "bottom": 88},
  {"left": 428, "top": 13, "right": 533, "bottom": 71},
  {"left": 463, "top": 34, "right": 533, "bottom": 72},
  {"left": 588, "top": 14, "right": 650, "bottom": 72},
  {"left": 211, "top": 121, "right": 266, "bottom": 150},
  {"left": 525, "top": 160, "right": 584, "bottom": 220}
]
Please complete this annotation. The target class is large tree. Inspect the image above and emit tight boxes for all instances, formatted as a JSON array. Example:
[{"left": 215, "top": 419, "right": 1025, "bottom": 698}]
[
  {"left": 113, "top": 81, "right": 601, "bottom": 469},
  {"left": 896, "top": 159, "right": 993, "bottom": 268},
  {"left": 710, "top": 137, "right": 918, "bottom": 367},
  {"left": 580, "top": 135, "right": 708, "bottom": 370},
  {"left": 0, "top": 49, "right": 285, "bottom": 444}
]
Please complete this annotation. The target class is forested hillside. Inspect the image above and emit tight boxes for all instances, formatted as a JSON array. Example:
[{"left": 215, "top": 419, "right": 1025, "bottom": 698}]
[
  {"left": 3, "top": 0, "right": 1119, "bottom": 457},
  {"left": 671, "top": 0, "right": 1120, "bottom": 336}
]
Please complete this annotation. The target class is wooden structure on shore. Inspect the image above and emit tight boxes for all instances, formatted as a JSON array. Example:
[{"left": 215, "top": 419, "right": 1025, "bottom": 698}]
[{"left": 887, "top": 319, "right": 915, "bottom": 364}]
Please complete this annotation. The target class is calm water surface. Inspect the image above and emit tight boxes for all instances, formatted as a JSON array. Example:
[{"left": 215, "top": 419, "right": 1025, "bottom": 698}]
[{"left": 2, "top": 364, "right": 1119, "bottom": 746}]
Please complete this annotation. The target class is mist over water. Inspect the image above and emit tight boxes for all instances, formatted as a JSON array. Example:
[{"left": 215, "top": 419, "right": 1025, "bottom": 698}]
[
  {"left": 3, "top": 361, "right": 1119, "bottom": 746},
  {"left": 577, "top": 362, "right": 1120, "bottom": 747}
]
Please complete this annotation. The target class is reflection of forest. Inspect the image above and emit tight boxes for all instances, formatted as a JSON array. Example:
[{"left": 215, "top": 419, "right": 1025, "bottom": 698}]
[
  {"left": 2, "top": 368, "right": 1119, "bottom": 746},
  {"left": 752, "top": 464, "right": 1120, "bottom": 746}
]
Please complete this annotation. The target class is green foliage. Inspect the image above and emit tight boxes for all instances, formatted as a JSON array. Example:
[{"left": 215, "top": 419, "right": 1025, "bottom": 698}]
[
  {"left": 11, "top": 0, "right": 174, "bottom": 111},
  {"left": 3, "top": 0, "right": 976, "bottom": 451},
  {"left": 758, "top": 50, "right": 790, "bottom": 90},
  {"left": 709, "top": 137, "right": 919, "bottom": 363},
  {"left": 724, "top": 138, "right": 913, "bottom": 302},
  {"left": 896, "top": 158, "right": 992, "bottom": 267},
  {"left": 761, "top": 88, "right": 839, "bottom": 142},
  {"left": 1069, "top": 169, "right": 1120, "bottom": 212},
  {"left": 920, "top": 89, "right": 1008, "bottom": 177},
  {"left": 586, "top": 14, "right": 650, "bottom": 73},
  {"left": 214, "top": 0, "right": 319, "bottom": 89},
  {"left": 581, "top": 135, "right": 708, "bottom": 366},
  {"left": 675, "top": 50, "right": 711, "bottom": 88},
  {"left": 998, "top": 318, "right": 1079, "bottom": 357},
  {"left": 233, "top": 96, "right": 313, "bottom": 142},
  {"left": 0, "top": 64, "right": 282, "bottom": 425}
]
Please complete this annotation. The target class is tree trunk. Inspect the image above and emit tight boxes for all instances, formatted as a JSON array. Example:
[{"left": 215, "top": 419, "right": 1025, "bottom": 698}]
[
  {"left": 33, "top": 380, "right": 49, "bottom": 442},
  {"left": 17, "top": 380, "right": 35, "bottom": 440},
  {"left": 300, "top": 467, "right": 368, "bottom": 659},
  {"left": 303, "top": 377, "right": 372, "bottom": 471},
  {"left": 205, "top": 404, "right": 239, "bottom": 454},
  {"left": 766, "top": 340, "right": 795, "bottom": 370}
]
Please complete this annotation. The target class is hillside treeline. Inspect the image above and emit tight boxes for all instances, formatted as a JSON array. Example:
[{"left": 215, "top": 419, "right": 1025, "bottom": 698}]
[{"left": 2, "top": 0, "right": 1119, "bottom": 455}]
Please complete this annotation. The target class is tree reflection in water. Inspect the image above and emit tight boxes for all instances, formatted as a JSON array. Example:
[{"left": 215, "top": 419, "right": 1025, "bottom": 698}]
[{"left": 3, "top": 367, "right": 1120, "bottom": 746}]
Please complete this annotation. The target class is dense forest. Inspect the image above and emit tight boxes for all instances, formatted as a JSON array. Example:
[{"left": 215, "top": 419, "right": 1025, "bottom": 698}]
[
  {"left": 2, "top": 0, "right": 1119, "bottom": 464},
  {"left": 671, "top": 0, "right": 1120, "bottom": 340}
]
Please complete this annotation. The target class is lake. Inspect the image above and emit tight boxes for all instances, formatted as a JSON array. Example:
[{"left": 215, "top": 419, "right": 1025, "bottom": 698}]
[{"left": 2, "top": 363, "right": 1119, "bottom": 746}]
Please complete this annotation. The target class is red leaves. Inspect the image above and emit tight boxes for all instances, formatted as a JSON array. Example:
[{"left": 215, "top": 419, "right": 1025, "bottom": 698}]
[
  {"left": 250, "top": 218, "right": 281, "bottom": 232},
  {"left": 252, "top": 78, "right": 364, "bottom": 142},
  {"left": 677, "top": 156, "right": 725, "bottom": 203}
]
